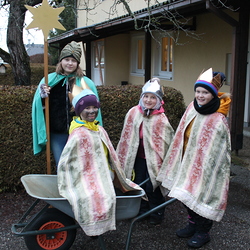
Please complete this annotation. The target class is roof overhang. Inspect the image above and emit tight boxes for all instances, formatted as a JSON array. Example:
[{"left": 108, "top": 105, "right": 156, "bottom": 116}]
[{"left": 48, "top": 0, "right": 239, "bottom": 47}]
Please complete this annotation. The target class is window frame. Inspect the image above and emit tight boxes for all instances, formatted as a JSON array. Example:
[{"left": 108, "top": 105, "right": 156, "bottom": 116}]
[
  {"left": 130, "top": 34, "right": 145, "bottom": 76},
  {"left": 153, "top": 34, "right": 174, "bottom": 80}
]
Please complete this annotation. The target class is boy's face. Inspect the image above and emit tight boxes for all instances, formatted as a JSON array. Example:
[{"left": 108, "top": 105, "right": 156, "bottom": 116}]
[{"left": 80, "top": 106, "right": 99, "bottom": 122}]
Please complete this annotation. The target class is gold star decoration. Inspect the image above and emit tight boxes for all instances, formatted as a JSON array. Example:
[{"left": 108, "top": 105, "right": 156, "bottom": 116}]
[{"left": 25, "top": 0, "right": 66, "bottom": 41}]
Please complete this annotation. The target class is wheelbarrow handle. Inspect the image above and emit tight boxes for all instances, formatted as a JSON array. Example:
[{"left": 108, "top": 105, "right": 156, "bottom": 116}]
[{"left": 138, "top": 178, "right": 150, "bottom": 187}]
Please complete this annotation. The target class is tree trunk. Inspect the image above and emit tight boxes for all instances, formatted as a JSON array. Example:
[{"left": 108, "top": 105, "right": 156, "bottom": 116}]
[{"left": 7, "top": 0, "right": 31, "bottom": 86}]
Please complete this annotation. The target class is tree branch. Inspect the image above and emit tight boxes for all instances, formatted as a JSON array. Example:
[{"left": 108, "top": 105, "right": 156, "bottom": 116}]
[{"left": 0, "top": 48, "right": 11, "bottom": 65}]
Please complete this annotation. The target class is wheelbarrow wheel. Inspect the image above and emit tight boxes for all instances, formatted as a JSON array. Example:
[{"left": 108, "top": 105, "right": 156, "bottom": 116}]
[{"left": 24, "top": 208, "right": 77, "bottom": 250}]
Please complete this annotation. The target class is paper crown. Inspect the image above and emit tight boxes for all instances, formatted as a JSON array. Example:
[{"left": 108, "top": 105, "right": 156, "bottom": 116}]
[
  {"left": 68, "top": 78, "right": 90, "bottom": 104},
  {"left": 141, "top": 78, "right": 164, "bottom": 101},
  {"left": 195, "top": 68, "right": 224, "bottom": 96}
]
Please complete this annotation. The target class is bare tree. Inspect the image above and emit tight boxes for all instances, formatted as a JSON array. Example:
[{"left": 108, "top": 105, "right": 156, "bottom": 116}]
[
  {"left": 0, "top": 0, "right": 68, "bottom": 85},
  {"left": 0, "top": 0, "right": 43, "bottom": 85}
]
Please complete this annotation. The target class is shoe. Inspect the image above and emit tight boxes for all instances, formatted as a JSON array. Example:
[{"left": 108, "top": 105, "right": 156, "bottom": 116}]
[
  {"left": 149, "top": 216, "right": 162, "bottom": 225},
  {"left": 176, "top": 224, "right": 196, "bottom": 238},
  {"left": 187, "top": 232, "right": 210, "bottom": 248}
]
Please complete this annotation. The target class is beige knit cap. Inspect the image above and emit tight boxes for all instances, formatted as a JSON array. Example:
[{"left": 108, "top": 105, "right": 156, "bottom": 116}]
[{"left": 59, "top": 41, "right": 82, "bottom": 63}]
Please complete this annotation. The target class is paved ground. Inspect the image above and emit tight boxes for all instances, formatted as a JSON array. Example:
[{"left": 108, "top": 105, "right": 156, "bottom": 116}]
[{"left": 0, "top": 134, "right": 249, "bottom": 250}]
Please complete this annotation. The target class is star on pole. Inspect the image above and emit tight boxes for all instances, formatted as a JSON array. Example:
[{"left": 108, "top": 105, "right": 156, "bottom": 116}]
[
  {"left": 25, "top": 0, "right": 66, "bottom": 175},
  {"left": 25, "top": 0, "right": 66, "bottom": 41}
]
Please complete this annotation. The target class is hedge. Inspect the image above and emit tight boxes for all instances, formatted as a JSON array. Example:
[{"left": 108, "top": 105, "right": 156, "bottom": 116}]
[{"left": 0, "top": 84, "right": 185, "bottom": 193}]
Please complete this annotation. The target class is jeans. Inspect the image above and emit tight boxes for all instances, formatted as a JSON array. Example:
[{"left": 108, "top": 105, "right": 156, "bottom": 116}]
[{"left": 50, "top": 133, "right": 68, "bottom": 167}]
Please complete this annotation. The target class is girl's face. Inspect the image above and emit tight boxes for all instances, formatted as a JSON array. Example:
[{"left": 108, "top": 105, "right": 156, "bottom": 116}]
[
  {"left": 195, "top": 86, "right": 214, "bottom": 106},
  {"left": 143, "top": 93, "right": 157, "bottom": 109},
  {"left": 80, "top": 106, "right": 99, "bottom": 122},
  {"left": 61, "top": 57, "right": 78, "bottom": 75}
]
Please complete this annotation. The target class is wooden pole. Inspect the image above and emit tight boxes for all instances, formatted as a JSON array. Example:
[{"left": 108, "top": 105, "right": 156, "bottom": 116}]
[
  {"left": 44, "top": 39, "right": 51, "bottom": 174},
  {"left": 25, "top": 0, "right": 66, "bottom": 175}
]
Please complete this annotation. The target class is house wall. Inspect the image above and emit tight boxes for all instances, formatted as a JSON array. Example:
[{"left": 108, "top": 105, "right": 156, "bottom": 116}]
[
  {"left": 120, "top": 11, "right": 235, "bottom": 105},
  {"left": 105, "top": 34, "right": 130, "bottom": 86},
  {"left": 76, "top": 0, "right": 250, "bottom": 130},
  {"left": 77, "top": 0, "right": 166, "bottom": 27},
  {"left": 78, "top": 1, "right": 239, "bottom": 106},
  {"left": 85, "top": 13, "right": 236, "bottom": 105},
  {"left": 78, "top": 1, "right": 238, "bottom": 105},
  {"left": 160, "top": 11, "right": 235, "bottom": 105}
]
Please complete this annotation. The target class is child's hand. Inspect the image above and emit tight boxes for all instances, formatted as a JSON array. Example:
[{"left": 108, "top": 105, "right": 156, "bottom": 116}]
[{"left": 40, "top": 83, "right": 51, "bottom": 98}]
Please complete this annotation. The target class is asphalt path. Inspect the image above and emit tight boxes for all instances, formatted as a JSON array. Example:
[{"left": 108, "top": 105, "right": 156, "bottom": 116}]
[{"left": 0, "top": 163, "right": 249, "bottom": 250}]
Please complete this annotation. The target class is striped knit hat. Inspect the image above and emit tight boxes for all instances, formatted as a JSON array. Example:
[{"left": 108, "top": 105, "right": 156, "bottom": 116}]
[{"left": 194, "top": 68, "right": 225, "bottom": 97}]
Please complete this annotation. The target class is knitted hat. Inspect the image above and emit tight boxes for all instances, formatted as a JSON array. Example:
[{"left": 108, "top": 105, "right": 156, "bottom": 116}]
[
  {"left": 59, "top": 41, "right": 82, "bottom": 63},
  {"left": 141, "top": 78, "right": 164, "bottom": 101},
  {"left": 194, "top": 68, "right": 225, "bottom": 97},
  {"left": 72, "top": 89, "right": 100, "bottom": 116}
]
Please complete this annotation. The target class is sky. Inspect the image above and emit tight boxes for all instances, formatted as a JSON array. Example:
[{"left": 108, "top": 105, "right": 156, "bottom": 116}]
[{"left": 0, "top": 8, "right": 44, "bottom": 52}]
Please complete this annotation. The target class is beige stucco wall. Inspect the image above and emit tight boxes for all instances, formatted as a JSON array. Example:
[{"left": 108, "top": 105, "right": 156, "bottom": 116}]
[
  {"left": 77, "top": 1, "right": 238, "bottom": 105},
  {"left": 104, "top": 34, "right": 130, "bottom": 86},
  {"left": 161, "top": 12, "right": 235, "bottom": 105},
  {"left": 126, "top": 11, "right": 236, "bottom": 105},
  {"left": 95, "top": 11, "right": 235, "bottom": 105},
  {"left": 77, "top": 0, "right": 166, "bottom": 27}
]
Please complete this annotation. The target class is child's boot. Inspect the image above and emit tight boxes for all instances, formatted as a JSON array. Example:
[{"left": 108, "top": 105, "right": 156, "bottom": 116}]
[
  {"left": 176, "top": 216, "right": 196, "bottom": 238},
  {"left": 187, "top": 232, "right": 210, "bottom": 248}
]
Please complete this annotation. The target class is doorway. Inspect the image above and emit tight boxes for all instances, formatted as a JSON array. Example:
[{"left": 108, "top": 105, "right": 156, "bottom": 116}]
[{"left": 92, "top": 39, "right": 105, "bottom": 86}]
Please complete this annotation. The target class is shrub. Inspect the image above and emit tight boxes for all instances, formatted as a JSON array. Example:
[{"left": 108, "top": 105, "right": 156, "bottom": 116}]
[
  {"left": 0, "top": 85, "right": 185, "bottom": 193},
  {"left": 97, "top": 85, "right": 185, "bottom": 147}
]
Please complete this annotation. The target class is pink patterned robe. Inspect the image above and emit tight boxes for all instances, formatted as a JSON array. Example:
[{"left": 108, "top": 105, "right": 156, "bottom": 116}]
[
  {"left": 116, "top": 106, "right": 174, "bottom": 190},
  {"left": 157, "top": 102, "right": 231, "bottom": 221},
  {"left": 57, "top": 125, "right": 140, "bottom": 236}
]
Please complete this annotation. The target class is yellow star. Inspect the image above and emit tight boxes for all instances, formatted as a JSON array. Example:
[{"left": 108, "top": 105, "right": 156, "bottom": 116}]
[{"left": 25, "top": 0, "right": 66, "bottom": 41}]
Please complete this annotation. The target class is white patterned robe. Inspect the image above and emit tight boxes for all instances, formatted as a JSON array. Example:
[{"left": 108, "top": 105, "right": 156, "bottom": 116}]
[
  {"left": 157, "top": 102, "right": 231, "bottom": 222},
  {"left": 116, "top": 106, "right": 174, "bottom": 190},
  {"left": 57, "top": 125, "right": 140, "bottom": 236}
]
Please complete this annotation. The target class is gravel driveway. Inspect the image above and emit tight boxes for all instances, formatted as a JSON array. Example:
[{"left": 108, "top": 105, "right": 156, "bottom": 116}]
[{"left": 1, "top": 163, "right": 249, "bottom": 250}]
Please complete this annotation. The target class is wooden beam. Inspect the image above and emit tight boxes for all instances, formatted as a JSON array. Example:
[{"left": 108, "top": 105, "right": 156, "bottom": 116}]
[
  {"left": 229, "top": 3, "right": 249, "bottom": 152},
  {"left": 144, "top": 30, "right": 152, "bottom": 82},
  {"left": 85, "top": 41, "right": 92, "bottom": 79},
  {"left": 206, "top": 0, "right": 238, "bottom": 27}
]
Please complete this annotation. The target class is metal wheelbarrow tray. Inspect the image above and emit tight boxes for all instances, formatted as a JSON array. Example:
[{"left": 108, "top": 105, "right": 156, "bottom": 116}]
[
  {"left": 20, "top": 174, "right": 144, "bottom": 220},
  {"left": 11, "top": 174, "right": 146, "bottom": 250}
]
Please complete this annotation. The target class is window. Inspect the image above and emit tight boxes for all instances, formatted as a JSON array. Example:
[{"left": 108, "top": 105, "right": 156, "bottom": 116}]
[
  {"left": 94, "top": 40, "right": 104, "bottom": 69},
  {"left": 131, "top": 35, "right": 145, "bottom": 75},
  {"left": 130, "top": 33, "right": 173, "bottom": 79},
  {"left": 153, "top": 36, "right": 173, "bottom": 80}
]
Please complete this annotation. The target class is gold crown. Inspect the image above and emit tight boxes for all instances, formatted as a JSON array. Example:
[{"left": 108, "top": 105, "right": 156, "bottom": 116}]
[{"left": 69, "top": 78, "right": 90, "bottom": 104}]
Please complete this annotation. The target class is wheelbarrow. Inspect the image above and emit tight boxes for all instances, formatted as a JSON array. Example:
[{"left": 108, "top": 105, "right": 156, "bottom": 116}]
[{"left": 11, "top": 174, "right": 176, "bottom": 250}]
